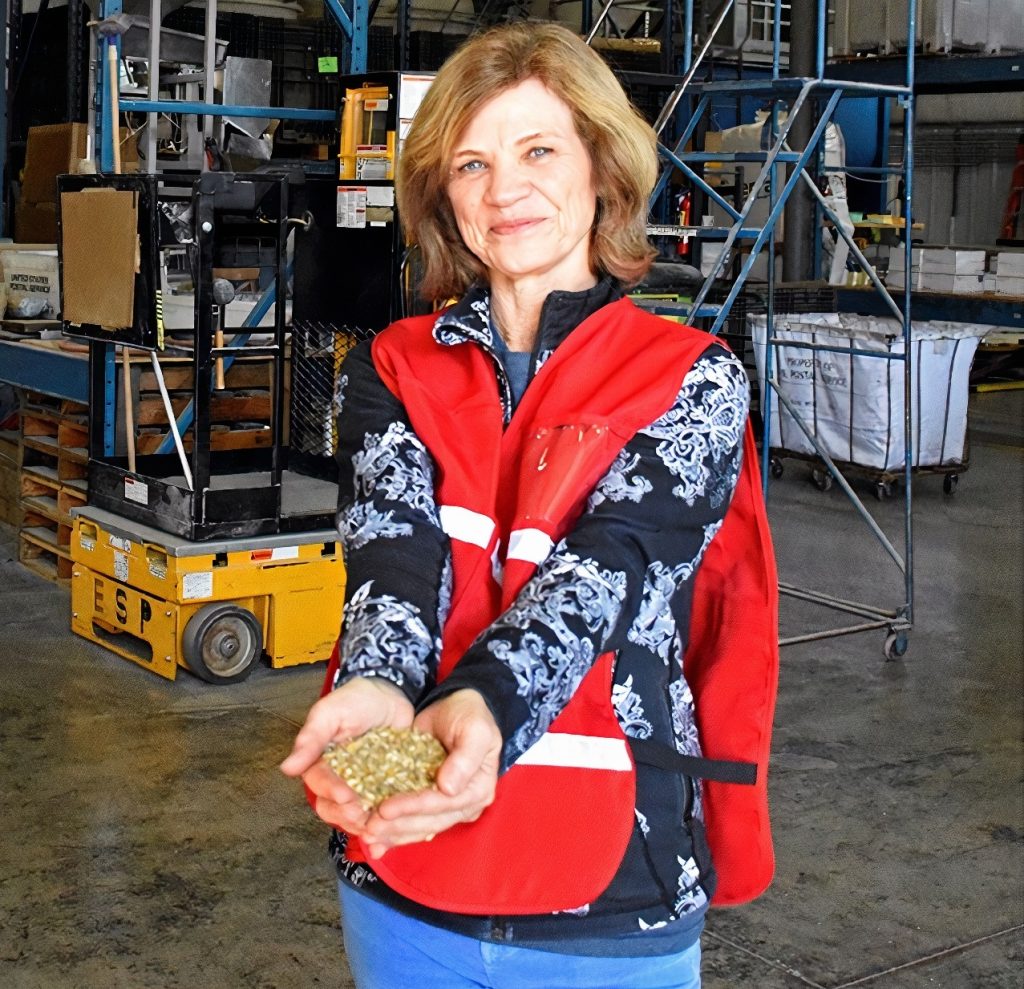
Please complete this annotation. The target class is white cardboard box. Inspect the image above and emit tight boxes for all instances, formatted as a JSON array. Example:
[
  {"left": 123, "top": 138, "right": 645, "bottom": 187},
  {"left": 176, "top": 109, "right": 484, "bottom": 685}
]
[
  {"left": 995, "top": 275, "right": 1024, "bottom": 297},
  {"left": 919, "top": 272, "right": 984, "bottom": 294},
  {"left": 920, "top": 248, "right": 986, "bottom": 275},
  {"left": 0, "top": 247, "right": 60, "bottom": 319},
  {"left": 750, "top": 312, "right": 991, "bottom": 471},
  {"left": 995, "top": 252, "right": 1024, "bottom": 276}
]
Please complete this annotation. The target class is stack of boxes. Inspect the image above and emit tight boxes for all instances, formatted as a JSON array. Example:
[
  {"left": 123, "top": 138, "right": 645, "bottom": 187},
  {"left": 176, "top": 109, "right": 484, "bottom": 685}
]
[
  {"left": 919, "top": 249, "right": 986, "bottom": 295},
  {"left": 15, "top": 123, "right": 89, "bottom": 244},
  {"left": 887, "top": 246, "right": 1024, "bottom": 297},
  {"left": 14, "top": 123, "right": 138, "bottom": 244},
  {"left": 886, "top": 247, "right": 925, "bottom": 290}
]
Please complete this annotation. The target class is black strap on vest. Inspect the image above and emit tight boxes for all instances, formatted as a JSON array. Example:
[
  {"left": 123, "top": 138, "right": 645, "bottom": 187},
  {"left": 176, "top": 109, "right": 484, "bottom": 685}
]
[{"left": 630, "top": 737, "right": 757, "bottom": 785}]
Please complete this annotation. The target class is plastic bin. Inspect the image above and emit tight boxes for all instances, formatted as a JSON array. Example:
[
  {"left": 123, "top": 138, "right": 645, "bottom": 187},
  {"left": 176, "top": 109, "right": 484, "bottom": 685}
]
[{"left": 749, "top": 313, "right": 991, "bottom": 473}]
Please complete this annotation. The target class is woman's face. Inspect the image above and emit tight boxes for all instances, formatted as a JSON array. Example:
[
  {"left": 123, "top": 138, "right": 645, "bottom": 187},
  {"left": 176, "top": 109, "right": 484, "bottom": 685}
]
[{"left": 447, "top": 78, "right": 598, "bottom": 293}]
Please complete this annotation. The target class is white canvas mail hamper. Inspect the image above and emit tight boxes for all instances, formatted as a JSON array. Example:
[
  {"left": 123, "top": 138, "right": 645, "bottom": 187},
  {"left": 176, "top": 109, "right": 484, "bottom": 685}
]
[{"left": 749, "top": 313, "right": 990, "bottom": 473}]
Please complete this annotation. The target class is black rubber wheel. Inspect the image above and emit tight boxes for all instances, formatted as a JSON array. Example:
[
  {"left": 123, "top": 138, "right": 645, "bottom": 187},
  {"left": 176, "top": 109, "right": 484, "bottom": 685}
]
[
  {"left": 770, "top": 457, "right": 784, "bottom": 480},
  {"left": 811, "top": 468, "right": 833, "bottom": 492},
  {"left": 181, "top": 604, "right": 262, "bottom": 684},
  {"left": 943, "top": 473, "right": 958, "bottom": 495},
  {"left": 884, "top": 631, "right": 909, "bottom": 661}
]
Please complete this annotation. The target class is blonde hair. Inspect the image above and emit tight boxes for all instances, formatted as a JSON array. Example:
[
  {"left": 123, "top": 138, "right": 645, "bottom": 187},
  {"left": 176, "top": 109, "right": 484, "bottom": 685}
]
[{"left": 397, "top": 22, "right": 658, "bottom": 302}]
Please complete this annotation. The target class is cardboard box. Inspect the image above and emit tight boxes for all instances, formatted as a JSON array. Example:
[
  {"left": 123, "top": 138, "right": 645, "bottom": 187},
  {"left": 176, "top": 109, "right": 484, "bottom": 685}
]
[
  {"left": 919, "top": 271, "right": 984, "bottom": 294},
  {"left": 994, "top": 251, "right": 1024, "bottom": 276},
  {"left": 59, "top": 187, "right": 138, "bottom": 329},
  {"left": 117, "top": 126, "right": 140, "bottom": 172},
  {"left": 920, "top": 248, "right": 986, "bottom": 275},
  {"left": 15, "top": 199, "right": 58, "bottom": 244},
  {"left": 0, "top": 247, "right": 61, "bottom": 319},
  {"left": 21, "top": 123, "right": 89, "bottom": 204},
  {"left": 995, "top": 275, "right": 1024, "bottom": 297}
]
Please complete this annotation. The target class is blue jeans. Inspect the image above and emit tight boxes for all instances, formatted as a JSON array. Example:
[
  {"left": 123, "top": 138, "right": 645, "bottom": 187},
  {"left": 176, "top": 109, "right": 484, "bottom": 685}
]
[{"left": 338, "top": 884, "right": 702, "bottom": 989}]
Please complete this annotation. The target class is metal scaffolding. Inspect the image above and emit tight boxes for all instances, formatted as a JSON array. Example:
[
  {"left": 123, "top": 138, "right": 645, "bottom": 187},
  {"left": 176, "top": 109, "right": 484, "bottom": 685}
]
[{"left": 634, "top": 0, "right": 919, "bottom": 658}]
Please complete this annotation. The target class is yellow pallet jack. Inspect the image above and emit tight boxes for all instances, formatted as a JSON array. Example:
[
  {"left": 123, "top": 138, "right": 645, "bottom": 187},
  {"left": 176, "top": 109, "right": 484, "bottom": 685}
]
[{"left": 70, "top": 506, "right": 344, "bottom": 684}]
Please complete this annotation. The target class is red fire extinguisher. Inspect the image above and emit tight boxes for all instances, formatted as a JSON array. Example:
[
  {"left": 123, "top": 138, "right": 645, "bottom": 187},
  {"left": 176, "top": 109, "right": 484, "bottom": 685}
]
[{"left": 677, "top": 189, "right": 692, "bottom": 260}]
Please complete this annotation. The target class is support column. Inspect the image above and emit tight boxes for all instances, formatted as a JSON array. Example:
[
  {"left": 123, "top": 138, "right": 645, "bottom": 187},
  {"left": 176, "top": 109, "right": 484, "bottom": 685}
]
[{"left": 782, "top": 0, "right": 817, "bottom": 282}]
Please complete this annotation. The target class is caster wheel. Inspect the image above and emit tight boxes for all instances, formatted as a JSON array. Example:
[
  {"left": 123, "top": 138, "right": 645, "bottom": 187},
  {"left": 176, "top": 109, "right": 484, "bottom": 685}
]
[
  {"left": 770, "top": 457, "right": 784, "bottom": 480},
  {"left": 182, "top": 603, "right": 263, "bottom": 684},
  {"left": 812, "top": 468, "right": 833, "bottom": 492},
  {"left": 874, "top": 481, "right": 894, "bottom": 501},
  {"left": 884, "top": 631, "right": 909, "bottom": 661},
  {"left": 943, "top": 473, "right": 958, "bottom": 495}
]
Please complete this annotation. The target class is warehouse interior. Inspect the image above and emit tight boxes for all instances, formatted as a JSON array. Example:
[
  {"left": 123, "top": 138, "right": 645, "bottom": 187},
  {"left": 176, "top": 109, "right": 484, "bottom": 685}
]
[{"left": 0, "top": 1, "right": 1022, "bottom": 987}]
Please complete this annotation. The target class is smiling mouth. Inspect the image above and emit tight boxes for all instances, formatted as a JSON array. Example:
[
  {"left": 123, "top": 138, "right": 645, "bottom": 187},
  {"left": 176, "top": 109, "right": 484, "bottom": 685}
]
[{"left": 491, "top": 218, "right": 546, "bottom": 236}]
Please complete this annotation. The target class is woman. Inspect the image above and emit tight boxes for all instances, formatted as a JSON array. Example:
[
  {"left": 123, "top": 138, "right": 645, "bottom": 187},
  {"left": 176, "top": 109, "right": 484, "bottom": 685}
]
[{"left": 281, "top": 21, "right": 778, "bottom": 989}]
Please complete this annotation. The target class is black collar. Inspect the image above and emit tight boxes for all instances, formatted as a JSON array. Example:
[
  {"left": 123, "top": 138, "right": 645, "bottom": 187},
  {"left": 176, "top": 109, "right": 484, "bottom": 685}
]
[{"left": 433, "top": 277, "right": 624, "bottom": 359}]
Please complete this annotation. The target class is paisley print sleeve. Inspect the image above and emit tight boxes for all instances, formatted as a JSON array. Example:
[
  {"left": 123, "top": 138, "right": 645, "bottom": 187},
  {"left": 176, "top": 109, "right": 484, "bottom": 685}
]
[{"left": 333, "top": 343, "right": 451, "bottom": 704}]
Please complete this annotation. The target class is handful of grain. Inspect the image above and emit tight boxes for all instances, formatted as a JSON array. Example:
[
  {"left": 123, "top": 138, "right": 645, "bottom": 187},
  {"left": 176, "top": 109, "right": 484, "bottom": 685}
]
[{"left": 323, "top": 727, "right": 447, "bottom": 810}]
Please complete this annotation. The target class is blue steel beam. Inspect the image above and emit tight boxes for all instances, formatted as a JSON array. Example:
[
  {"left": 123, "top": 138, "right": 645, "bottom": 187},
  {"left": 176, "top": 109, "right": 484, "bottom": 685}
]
[
  {"left": 825, "top": 52, "right": 1024, "bottom": 93},
  {"left": 0, "top": 341, "right": 88, "bottom": 403},
  {"left": 97, "top": 0, "right": 124, "bottom": 174},
  {"left": 323, "top": 0, "right": 368, "bottom": 73},
  {"left": 120, "top": 100, "right": 336, "bottom": 120}
]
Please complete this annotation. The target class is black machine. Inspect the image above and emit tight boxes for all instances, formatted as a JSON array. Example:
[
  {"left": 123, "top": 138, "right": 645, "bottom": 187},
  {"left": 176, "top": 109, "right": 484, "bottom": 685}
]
[{"left": 57, "top": 169, "right": 337, "bottom": 542}]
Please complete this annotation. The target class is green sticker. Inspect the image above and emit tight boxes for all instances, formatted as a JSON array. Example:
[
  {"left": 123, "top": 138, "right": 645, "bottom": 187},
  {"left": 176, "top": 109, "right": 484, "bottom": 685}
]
[{"left": 318, "top": 56, "right": 339, "bottom": 73}]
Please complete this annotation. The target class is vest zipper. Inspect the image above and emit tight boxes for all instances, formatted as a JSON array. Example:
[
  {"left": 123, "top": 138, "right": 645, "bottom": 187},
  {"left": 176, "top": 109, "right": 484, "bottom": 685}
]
[{"left": 487, "top": 352, "right": 514, "bottom": 425}]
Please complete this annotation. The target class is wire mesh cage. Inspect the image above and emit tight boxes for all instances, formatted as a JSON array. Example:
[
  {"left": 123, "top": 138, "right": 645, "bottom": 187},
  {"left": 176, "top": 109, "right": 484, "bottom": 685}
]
[{"left": 290, "top": 321, "right": 378, "bottom": 481}]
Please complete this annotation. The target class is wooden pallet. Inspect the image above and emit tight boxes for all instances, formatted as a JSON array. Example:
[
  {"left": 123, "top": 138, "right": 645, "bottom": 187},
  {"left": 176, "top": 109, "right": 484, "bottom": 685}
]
[
  {"left": 0, "top": 426, "right": 23, "bottom": 527},
  {"left": 19, "top": 526, "right": 72, "bottom": 582},
  {"left": 17, "top": 391, "right": 88, "bottom": 583}
]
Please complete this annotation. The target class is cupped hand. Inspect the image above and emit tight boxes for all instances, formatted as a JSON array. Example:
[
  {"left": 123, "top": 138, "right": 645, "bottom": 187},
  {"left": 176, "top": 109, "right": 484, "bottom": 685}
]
[
  {"left": 359, "top": 688, "right": 503, "bottom": 859},
  {"left": 279, "top": 676, "right": 414, "bottom": 834}
]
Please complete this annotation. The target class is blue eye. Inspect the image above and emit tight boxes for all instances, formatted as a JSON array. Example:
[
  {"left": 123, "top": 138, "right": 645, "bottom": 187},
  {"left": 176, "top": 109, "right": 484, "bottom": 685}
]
[
  {"left": 458, "top": 159, "right": 486, "bottom": 173},
  {"left": 527, "top": 147, "right": 553, "bottom": 159}
]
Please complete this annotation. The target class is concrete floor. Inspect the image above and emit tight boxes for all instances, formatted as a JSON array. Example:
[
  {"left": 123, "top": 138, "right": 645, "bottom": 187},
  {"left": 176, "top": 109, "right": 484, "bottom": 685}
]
[{"left": 1, "top": 391, "right": 1021, "bottom": 989}]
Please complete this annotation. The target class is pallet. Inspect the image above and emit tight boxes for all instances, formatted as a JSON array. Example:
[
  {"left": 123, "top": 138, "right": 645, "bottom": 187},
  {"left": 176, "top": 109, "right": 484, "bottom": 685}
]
[
  {"left": 17, "top": 390, "right": 88, "bottom": 583},
  {"left": 0, "top": 427, "right": 23, "bottom": 526},
  {"left": 20, "top": 526, "right": 72, "bottom": 583}
]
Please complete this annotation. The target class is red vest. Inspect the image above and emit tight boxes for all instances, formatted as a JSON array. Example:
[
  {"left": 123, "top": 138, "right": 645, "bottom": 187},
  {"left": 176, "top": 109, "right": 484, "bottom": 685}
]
[{"left": 321, "top": 297, "right": 779, "bottom": 914}]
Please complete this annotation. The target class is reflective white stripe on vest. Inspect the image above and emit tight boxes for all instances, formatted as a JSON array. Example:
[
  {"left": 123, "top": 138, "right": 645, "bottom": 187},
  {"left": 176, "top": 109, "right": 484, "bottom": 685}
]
[
  {"left": 515, "top": 733, "right": 632, "bottom": 771},
  {"left": 506, "top": 527, "right": 554, "bottom": 565},
  {"left": 439, "top": 505, "right": 495, "bottom": 549}
]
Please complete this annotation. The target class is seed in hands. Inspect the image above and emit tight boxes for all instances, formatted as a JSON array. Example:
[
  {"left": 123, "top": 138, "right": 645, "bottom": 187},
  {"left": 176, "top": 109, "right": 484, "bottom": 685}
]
[{"left": 322, "top": 726, "right": 447, "bottom": 811}]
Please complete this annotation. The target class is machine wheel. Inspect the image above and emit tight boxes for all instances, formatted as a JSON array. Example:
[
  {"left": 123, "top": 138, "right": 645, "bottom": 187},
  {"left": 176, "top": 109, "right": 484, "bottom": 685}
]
[
  {"left": 943, "top": 473, "right": 958, "bottom": 495},
  {"left": 811, "top": 468, "right": 833, "bottom": 492},
  {"left": 182, "top": 604, "right": 262, "bottom": 684},
  {"left": 874, "top": 480, "right": 894, "bottom": 501},
  {"left": 884, "top": 631, "right": 909, "bottom": 661},
  {"left": 770, "top": 457, "right": 784, "bottom": 480}
]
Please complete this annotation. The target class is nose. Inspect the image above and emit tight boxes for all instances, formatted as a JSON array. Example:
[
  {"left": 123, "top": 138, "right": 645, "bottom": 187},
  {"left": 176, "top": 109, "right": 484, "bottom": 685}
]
[{"left": 484, "top": 158, "right": 529, "bottom": 207}]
